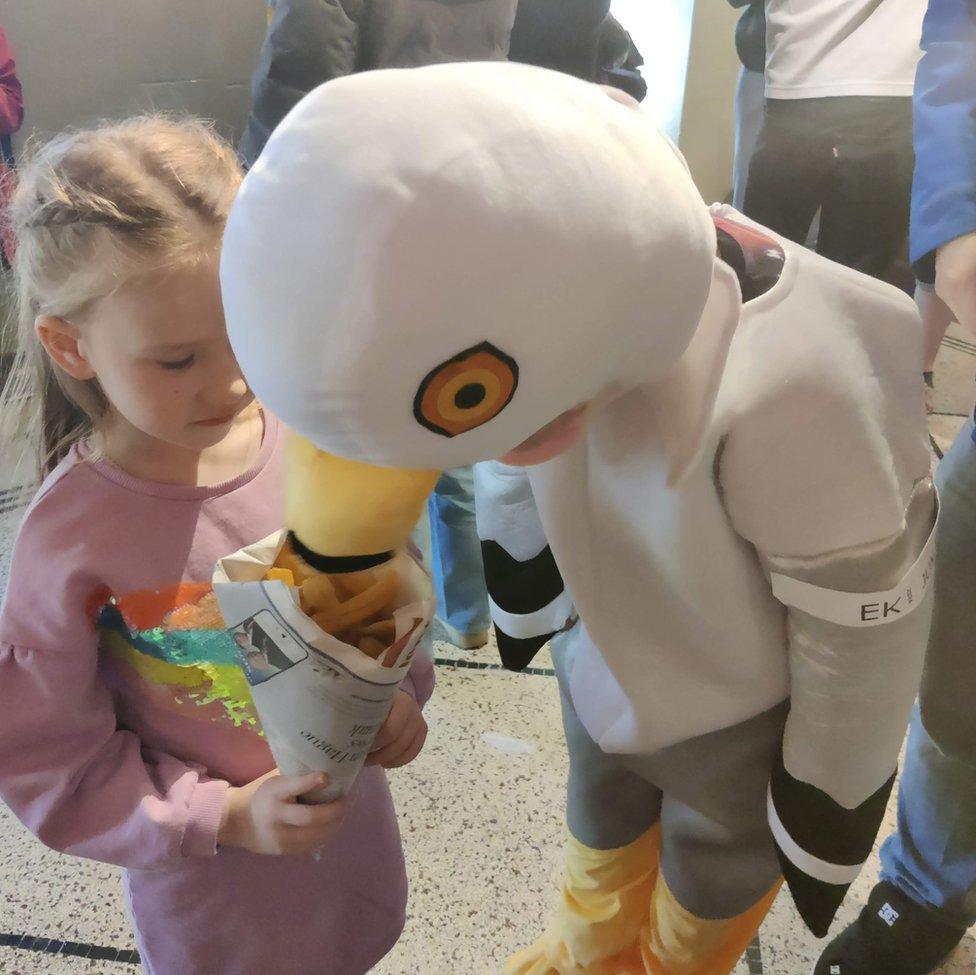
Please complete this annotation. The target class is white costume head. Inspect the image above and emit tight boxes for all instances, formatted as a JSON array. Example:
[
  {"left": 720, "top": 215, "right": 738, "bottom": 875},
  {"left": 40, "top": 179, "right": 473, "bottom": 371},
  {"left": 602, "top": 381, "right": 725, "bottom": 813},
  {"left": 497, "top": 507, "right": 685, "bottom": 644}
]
[{"left": 221, "top": 62, "right": 739, "bottom": 479}]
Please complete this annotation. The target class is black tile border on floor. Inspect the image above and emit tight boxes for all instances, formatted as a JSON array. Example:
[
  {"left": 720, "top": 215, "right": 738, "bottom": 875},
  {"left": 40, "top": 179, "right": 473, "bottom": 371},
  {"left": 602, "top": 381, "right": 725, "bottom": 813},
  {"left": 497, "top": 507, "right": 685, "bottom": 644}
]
[
  {"left": 746, "top": 936, "right": 765, "bottom": 975},
  {"left": 0, "top": 487, "right": 32, "bottom": 516},
  {"left": 433, "top": 655, "right": 556, "bottom": 677},
  {"left": 433, "top": 657, "right": 766, "bottom": 972},
  {"left": 0, "top": 933, "right": 140, "bottom": 966},
  {"left": 0, "top": 932, "right": 763, "bottom": 973},
  {"left": 942, "top": 334, "right": 976, "bottom": 357}
]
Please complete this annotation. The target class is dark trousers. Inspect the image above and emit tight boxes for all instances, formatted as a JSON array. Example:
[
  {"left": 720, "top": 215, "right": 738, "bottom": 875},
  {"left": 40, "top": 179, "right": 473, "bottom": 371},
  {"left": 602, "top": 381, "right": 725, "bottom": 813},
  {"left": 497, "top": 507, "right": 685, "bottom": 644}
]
[{"left": 743, "top": 96, "right": 914, "bottom": 281}]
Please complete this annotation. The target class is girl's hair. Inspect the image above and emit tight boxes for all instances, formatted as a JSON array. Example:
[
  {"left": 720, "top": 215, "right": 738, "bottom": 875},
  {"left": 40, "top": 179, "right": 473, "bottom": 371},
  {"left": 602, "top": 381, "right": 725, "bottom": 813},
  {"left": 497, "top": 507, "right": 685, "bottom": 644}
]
[{"left": 0, "top": 116, "right": 243, "bottom": 480}]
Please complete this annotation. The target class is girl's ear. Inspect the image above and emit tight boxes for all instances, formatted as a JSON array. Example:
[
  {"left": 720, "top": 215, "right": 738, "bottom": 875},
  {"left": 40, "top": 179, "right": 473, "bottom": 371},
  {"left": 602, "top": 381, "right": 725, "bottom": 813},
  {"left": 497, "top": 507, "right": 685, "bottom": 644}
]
[{"left": 35, "top": 316, "right": 96, "bottom": 381}]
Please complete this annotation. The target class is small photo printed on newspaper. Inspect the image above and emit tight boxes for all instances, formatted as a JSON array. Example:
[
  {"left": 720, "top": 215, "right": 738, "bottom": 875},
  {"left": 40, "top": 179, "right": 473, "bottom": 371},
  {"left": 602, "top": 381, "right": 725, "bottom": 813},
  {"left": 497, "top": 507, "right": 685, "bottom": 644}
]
[{"left": 232, "top": 609, "right": 309, "bottom": 686}]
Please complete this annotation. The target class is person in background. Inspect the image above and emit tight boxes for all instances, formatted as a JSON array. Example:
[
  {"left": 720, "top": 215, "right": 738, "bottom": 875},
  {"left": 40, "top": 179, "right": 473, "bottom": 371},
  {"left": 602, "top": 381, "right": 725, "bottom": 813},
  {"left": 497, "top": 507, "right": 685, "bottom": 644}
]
[
  {"left": 727, "top": 0, "right": 765, "bottom": 210},
  {"left": 742, "top": 0, "right": 925, "bottom": 283},
  {"left": 507, "top": 0, "right": 646, "bottom": 101},
  {"left": 595, "top": 13, "right": 646, "bottom": 101},
  {"left": 241, "top": 0, "right": 645, "bottom": 165},
  {"left": 0, "top": 18, "right": 22, "bottom": 159},
  {"left": 0, "top": 18, "right": 23, "bottom": 267},
  {"left": 915, "top": 0, "right": 975, "bottom": 406},
  {"left": 239, "top": 0, "right": 644, "bottom": 651},
  {"left": 815, "top": 1, "right": 976, "bottom": 973}
]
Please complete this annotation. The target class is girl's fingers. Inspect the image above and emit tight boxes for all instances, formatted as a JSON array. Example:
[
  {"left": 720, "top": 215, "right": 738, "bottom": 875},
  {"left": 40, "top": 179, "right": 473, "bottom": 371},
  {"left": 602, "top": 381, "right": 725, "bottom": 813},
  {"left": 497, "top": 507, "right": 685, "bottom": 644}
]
[
  {"left": 364, "top": 737, "right": 404, "bottom": 768},
  {"left": 271, "top": 771, "right": 329, "bottom": 802},
  {"left": 365, "top": 725, "right": 413, "bottom": 766},
  {"left": 368, "top": 699, "right": 411, "bottom": 756},
  {"left": 278, "top": 795, "right": 349, "bottom": 828},
  {"left": 367, "top": 721, "right": 426, "bottom": 768},
  {"left": 368, "top": 720, "right": 398, "bottom": 756},
  {"left": 248, "top": 769, "right": 281, "bottom": 790},
  {"left": 388, "top": 725, "right": 428, "bottom": 769}
]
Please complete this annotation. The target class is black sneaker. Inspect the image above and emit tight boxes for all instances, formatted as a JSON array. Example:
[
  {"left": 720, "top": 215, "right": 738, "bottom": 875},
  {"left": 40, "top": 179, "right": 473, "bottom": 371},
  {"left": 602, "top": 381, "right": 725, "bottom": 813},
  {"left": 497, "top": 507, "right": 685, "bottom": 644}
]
[{"left": 814, "top": 882, "right": 966, "bottom": 975}]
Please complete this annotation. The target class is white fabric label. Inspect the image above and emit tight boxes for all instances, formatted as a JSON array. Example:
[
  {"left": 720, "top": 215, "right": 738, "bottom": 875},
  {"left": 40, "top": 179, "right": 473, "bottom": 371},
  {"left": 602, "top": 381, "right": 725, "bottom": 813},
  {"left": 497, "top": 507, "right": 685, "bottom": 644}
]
[{"left": 769, "top": 509, "right": 938, "bottom": 629}]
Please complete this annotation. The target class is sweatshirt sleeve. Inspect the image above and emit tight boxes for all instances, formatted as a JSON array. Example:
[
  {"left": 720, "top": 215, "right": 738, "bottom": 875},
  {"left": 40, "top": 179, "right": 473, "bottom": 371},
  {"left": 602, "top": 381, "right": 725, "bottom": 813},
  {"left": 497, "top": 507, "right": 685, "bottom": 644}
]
[
  {"left": 0, "top": 501, "right": 229, "bottom": 869},
  {"left": 717, "top": 269, "right": 936, "bottom": 936}
]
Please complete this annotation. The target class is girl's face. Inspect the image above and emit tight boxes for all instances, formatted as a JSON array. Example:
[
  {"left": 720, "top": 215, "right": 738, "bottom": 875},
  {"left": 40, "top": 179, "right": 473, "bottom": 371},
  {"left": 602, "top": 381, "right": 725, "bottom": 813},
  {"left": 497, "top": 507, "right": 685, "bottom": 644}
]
[{"left": 74, "top": 253, "right": 254, "bottom": 452}]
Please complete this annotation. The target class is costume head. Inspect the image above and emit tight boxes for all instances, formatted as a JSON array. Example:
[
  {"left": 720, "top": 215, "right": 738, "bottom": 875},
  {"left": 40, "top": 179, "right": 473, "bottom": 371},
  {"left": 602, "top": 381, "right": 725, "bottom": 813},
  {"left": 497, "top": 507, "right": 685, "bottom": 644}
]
[{"left": 221, "top": 61, "right": 740, "bottom": 563}]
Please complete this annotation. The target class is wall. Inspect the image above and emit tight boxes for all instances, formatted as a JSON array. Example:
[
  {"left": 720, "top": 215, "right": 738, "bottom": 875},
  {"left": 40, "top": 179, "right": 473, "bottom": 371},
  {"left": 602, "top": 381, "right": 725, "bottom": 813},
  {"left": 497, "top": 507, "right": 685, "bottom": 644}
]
[
  {"left": 0, "top": 0, "right": 267, "bottom": 147},
  {"left": 611, "top": 0, "right": 742, "bottom": 204},
  {"left": 679, "top": 0, "right": 741, "bottom": 204},
  {"left": 0, "top": 1, "right": 268, "bottom": 356},
  {"left": 611, "top": 0, "right": 695, "bottom": 140},
  {"left": 3, "top": 1, "right": 739, "bottom": 200}
]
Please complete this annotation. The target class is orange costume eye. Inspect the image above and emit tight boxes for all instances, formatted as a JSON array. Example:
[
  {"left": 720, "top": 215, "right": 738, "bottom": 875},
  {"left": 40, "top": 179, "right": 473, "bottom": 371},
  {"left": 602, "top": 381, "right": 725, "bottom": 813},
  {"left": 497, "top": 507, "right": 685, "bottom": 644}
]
[{"left": 414, "top": 342, "right": 519, "bottom": 437}]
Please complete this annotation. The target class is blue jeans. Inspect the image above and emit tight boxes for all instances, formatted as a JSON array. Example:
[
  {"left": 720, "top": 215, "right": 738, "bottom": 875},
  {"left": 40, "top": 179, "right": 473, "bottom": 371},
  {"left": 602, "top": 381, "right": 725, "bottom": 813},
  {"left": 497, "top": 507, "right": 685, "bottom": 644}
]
[
  {"left": 879, "top": 420, "right": 976, "bottom": 931},
  {"left": 880, "top": 706, "right": 976, "bottom": 930},
  {"left": 425, "top": 467, "right": 490, "bottom": 638}
]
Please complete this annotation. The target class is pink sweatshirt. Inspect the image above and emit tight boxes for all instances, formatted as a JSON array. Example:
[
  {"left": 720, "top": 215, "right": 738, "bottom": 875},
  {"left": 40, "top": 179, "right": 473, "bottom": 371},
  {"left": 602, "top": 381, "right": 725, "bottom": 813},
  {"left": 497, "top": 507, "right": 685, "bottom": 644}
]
[{"left": 0, "top": 416, "right": 434, "bottom": 975}]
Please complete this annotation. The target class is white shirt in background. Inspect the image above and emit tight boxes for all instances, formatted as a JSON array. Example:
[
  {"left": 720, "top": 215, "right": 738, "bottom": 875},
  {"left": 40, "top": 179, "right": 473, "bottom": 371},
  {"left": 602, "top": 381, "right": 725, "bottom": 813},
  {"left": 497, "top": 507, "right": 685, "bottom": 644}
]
[{"left": 764, "top": 0, "right": 926, "bottom": 99}]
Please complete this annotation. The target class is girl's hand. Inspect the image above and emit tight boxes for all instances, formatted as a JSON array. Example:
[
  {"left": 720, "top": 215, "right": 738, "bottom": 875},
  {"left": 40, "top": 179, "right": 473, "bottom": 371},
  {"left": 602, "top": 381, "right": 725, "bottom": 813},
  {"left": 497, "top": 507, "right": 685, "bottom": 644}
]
[
  {"left": 218, "top": 771, "right": 348, "bottom": 856},
  {"left": 366, "top": 691, "right": 428, "bottom": 769}
]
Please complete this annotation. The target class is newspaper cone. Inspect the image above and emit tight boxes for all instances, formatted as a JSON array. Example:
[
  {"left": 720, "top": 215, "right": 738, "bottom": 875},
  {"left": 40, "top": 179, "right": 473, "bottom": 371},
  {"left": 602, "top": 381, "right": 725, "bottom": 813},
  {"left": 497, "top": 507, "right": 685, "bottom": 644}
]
[{"left": 214, "top": 530, "right": 434, "bottom": 803}]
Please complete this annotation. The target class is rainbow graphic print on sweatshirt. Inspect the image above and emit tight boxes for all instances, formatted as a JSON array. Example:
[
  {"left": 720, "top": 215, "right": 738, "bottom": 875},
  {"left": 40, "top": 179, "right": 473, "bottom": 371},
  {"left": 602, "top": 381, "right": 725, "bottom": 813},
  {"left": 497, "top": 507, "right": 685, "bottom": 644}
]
[{"left": 90, "top": 582, "right": 263, "bottom": 733}]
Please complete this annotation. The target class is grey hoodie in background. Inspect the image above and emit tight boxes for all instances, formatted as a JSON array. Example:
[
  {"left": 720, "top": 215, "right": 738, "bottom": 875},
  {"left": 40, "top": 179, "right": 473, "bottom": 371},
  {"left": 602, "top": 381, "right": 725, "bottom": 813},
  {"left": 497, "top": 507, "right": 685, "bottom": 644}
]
[
  {"left": 239, "top": 0, "right": 644, "bottom": 166},
  {"left": 240, "top": 0, "right": 518, "bottom": 165}
]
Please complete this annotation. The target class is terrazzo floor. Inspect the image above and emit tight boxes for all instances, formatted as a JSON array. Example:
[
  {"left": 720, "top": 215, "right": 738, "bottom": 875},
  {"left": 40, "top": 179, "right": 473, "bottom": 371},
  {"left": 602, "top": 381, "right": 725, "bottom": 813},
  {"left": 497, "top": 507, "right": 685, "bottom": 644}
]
[{"left": 0, "top": 325, "right": 974, "bottom": 975}]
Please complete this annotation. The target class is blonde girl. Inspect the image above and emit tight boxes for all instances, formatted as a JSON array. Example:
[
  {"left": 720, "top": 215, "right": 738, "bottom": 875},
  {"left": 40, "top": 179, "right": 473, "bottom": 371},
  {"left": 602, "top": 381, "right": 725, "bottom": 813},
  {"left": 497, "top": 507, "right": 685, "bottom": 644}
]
[{"left": 0, "top": 117, "right": 431, "bottom": 975}]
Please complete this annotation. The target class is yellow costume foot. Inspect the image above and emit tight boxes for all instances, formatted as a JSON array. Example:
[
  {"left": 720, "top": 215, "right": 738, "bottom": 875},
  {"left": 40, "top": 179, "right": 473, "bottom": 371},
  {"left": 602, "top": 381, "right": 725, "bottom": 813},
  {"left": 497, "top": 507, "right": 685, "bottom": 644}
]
[
  {"left": 639, "top": 877, "right": 781, "bottom": 975},
  {"left": 505, "top": 825, "right": 780, "bottom": 975},
  {"left": 505, "top": 827, "right": 661, "bottom": 975}
]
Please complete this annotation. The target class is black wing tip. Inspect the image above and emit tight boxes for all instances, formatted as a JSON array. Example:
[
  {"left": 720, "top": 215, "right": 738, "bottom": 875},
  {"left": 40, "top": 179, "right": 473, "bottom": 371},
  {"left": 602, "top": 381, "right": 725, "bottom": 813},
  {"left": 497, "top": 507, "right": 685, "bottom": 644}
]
[
  {"left": 496, "top": 629, "right": 552, "bottom": 672},
  {"left": 778, "top": 852, "right": 849, "bottom": 938}
]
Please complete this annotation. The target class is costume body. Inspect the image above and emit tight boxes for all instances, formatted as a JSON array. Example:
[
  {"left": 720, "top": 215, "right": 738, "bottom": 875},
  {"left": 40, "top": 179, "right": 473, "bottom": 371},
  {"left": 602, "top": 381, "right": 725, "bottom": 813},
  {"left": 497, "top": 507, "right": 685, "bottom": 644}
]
[
  {"left": 475, "top": 209, "right": 938, "bottom": 971},
  {"left": 218, "top": 63, "right": 936, "bottom": 972}
]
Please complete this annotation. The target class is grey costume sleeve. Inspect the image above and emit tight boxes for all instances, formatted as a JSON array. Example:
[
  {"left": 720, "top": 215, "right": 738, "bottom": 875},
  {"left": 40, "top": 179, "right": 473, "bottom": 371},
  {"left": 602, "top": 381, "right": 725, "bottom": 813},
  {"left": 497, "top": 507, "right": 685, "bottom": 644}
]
[
  {"left": 239, "top": 0, "right": 361, "bottom": 167},
  {"left": 760, "top": 482, "right": 936, "bottom": 936},
  {"left": 719, "top": 371, "right": 937, "bottom": 936},
  {"left": 473, "top": 461, "right": 575, "bottom": 671}
]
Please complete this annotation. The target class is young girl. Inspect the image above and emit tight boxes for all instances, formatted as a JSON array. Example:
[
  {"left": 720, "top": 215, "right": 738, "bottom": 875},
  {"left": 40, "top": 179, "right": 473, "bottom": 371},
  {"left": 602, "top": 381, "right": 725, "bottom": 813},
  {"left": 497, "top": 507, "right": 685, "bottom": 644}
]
[{"left": 0, "top": 117, "right": 432, "bottom": 975}]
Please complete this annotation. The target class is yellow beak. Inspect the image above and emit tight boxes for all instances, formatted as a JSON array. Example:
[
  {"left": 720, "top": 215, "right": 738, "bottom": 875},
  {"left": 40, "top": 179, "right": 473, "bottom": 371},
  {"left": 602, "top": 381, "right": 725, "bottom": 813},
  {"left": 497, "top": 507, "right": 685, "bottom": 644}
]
[{"left": 285, "top": 433, "right": 441, "bottom": 572}]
